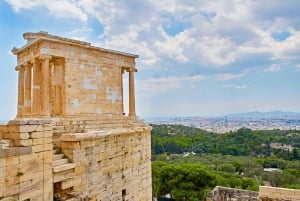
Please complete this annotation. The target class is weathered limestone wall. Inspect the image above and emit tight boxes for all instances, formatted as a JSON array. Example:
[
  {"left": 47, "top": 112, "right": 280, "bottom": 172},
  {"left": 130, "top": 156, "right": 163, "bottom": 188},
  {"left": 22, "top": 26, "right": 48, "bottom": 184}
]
[
  {"left": 206, "top": 186, "right": 259, "bottom": 201},
  {"left": 259, "top": 186, "right": 300, "bottom": 201},
  {"left": 0, "top": 120, "right": 53, "bottom": 201},
  {"left": 52, "top": 116, "right": 145, "bottom": 135},
  {"left": 59, "top": 127, "right": 152, "bottom": 200}
]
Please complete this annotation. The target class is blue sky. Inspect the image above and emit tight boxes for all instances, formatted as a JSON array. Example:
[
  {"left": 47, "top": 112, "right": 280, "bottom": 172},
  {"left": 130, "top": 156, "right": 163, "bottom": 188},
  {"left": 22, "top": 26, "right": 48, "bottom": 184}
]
[{"left": 1, "top": 0, "right": 300, "bottom": 120}]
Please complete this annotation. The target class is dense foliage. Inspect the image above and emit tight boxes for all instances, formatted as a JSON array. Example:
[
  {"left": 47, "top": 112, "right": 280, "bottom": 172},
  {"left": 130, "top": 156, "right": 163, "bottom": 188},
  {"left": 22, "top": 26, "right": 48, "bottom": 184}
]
[
  {"left": 151, "top": 124, "right": 300, "bottom": 200},
  {"left": 151, "top": 124, "right": 300, "bottom": 159},
  {"left": 152, "top": 161, "right": 260, "bottom": 201}
]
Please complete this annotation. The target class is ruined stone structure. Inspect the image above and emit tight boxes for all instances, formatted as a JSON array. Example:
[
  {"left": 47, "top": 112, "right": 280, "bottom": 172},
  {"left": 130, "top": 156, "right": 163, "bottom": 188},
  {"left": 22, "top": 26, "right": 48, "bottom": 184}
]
[
  {"left": 206, "top": 186, "right": 300, "bottom": 201},
  {"left": 0, "top": 32, "right": 152, "bottom": 200},
  {"left": 259, "top": 186, "right": 300, "bottom": 201},
  {"left": 206, "top": 186, "right": 259, "bottom": 201}
]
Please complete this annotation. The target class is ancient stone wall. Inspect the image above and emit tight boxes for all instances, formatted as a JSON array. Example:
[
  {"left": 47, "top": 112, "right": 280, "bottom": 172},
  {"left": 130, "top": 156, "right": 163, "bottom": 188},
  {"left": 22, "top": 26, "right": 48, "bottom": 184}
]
[
  {"left": 0, "top": 120, "right": 53, "bottom": 201},
  {"left": 206, "top": 186, "right": 300, "bottom": 201},
  {"left": 206, "top": 186, "right": 259, "bottom": 201},
  {"left": 58, "top": 127, "right": 152, "bottom": 200},
  {"left": 259, "top": 186, "right": 300, "bottom": 201}
]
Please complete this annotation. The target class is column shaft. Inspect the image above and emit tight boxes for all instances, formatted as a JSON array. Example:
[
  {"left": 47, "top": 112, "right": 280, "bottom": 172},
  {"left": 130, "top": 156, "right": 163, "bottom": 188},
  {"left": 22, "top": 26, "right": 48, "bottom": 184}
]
[
  {"left": 121, "top": 69, "right": 125, "bottom": 115},
  {"left": 40, "top": 55, "right": 51, "bottom": 117},
  {"left": 24, "top": 64, "right": 32, "bottom": 115},
  {"left": 128, "top": 69, "right": 136, "bottom": 116},
  {"left": 16, "top": 66, "right": 25, "bottom": 118},
  {"left": 32, "top": 59, "right": 40, "bottom": 116}
]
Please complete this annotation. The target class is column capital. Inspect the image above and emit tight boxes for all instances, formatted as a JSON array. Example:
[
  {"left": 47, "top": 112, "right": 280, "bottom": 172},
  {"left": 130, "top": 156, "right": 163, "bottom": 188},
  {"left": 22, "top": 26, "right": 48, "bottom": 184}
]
[
  {"left": 30, "top": 58, "right": 37, "bottom": 64},
  {"left": 122, "top": 67, "right": 137, "bottom": 73},
  {"left": 15, "top": 65, "right": 25, "bottom": 71},
  {"left": 39, "top": 54, "right": 52, "bottom": 60},
  {"left": 24, "top": 62, "right": 32, "bottom": 68}
]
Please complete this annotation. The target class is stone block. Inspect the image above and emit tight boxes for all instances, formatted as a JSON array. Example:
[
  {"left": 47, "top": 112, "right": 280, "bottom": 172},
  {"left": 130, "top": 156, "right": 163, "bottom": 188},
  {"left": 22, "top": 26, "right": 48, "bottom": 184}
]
[
  {"left": 32, "top": 138, "right": 43, "bottom": 145},
  {"left": 6, "top": 164, "right": 19, "bottom": 177},
  {"left": 53, "top": 169, "right": 74, "bottom": 183},
  {"left": 61, "top": 132, "right": 96, "bottom": 141},
  {"left": 3, "top": 132, "right": 30, "bottom": 140},
  {"left": 44, "top": 150, "right": 53, "bottom": 164},
  {"left": 6, "top": 156, "right": 19, "bottom": 166},
  {"left": 44, "top": 143, "right": 53, "bottom": 151},
  {"left": 20, "top": 159, "right": 43, "bottom": 173},
  {"left": 13, "top": 139, "right": 32, "bottom": 146},
  {"left": 0, "top": 158, "right": 6, "bottom": 167},
  {"left": 43, "top": 130, "right": 53, "bottom": 138},
  {"left": 61, "top": 141, "right": 80, "bottom": 149},
  {"left": 31, "top": 177, "right": 43, "bottom": 191},
  {"left": 8, "top": 125, "right": 38, "bottom": 133},
  {"left": 61, "top": 177, "right": 81, "bottom": 190},
  {"left": 20, "top": 171, "right": 43, "bottom": 182},
  {"left": 18, "top": 189, "right": 43, "bottom": 201},
  {"left": 0, "top": 186, "right": 5, "bottom": 197},
  {"left": 19, "top": 180, "right": 31, "bottom": 193},
  {"left": 35, "top": 125, "right": 44, "bottom": 132},
  {"left": 30, "top": 131, "right": 43, "bottom": 139},
  {"left": 8, "top": 119, "right": 52, "bottom": 125},
  {"left": 32, "top": 144, "right": 44, "bottom": 152},
  {"left": 43, "top": 124, "right": 53, "bottom": 131},
  {"left": 0, "top": 167, "right": 6, "bottom": 178},
  {"left": 53, "top": 163, "right": 76, "bottom": 173},
  {"left": 6, "top": 183, "right": 20, "bottom": 196},
  {"left": 0, "top": 196, "right": 18, "bottom": 201},
  {"left": 44, "top": 137, "right": 53, "bottom": 144}
]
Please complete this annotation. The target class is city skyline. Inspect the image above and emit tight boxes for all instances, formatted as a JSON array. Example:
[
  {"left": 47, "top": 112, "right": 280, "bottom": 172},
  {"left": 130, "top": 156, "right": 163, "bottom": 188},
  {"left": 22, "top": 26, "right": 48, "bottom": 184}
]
[{"left": 1, "top": 0, "right": 300, "bottom": 120}]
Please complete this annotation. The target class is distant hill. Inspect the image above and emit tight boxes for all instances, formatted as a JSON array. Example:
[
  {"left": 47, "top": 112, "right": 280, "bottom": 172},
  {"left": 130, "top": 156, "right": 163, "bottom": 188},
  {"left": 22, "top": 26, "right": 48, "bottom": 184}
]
[{"left": 227, "top": 111, "right": 300, "bottom": 118}]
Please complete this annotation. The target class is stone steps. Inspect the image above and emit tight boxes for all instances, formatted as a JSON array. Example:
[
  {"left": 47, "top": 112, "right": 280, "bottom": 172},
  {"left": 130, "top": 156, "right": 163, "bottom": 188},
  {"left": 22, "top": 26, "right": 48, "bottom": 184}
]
[
  {"left": 61, "top": 178, "right": 81, "bottom": 190},
  {"left": 53, "top": 149, "right": 59, "bottom": 154},
  {"left": 53, "top": 162, "right": 76, "bottom": 173},
  {"left": 53, "top": 169, "right": 74, "bottom": 183},
  {"left": 52, "top": 146, "right": 76, "bottom": 190},
  {"left": 53, "top": 153, "right": 64, "bottom": 160},
  {"left": 53, "top": 158, "right": 69, "bottom": 166}
]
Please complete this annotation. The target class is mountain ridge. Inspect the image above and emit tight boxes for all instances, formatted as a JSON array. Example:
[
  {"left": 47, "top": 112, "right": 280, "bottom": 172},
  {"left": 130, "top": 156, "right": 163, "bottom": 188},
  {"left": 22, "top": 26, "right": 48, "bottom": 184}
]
[{"left": 226, "top": 110, "right": 300, "bottom": 118}]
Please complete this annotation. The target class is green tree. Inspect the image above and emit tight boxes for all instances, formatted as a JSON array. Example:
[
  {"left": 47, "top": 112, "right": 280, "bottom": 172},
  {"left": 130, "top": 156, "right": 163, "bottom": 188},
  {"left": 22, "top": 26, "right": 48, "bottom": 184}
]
[{"left": 154, "top": 163, "right": 216, "bottom": 201}]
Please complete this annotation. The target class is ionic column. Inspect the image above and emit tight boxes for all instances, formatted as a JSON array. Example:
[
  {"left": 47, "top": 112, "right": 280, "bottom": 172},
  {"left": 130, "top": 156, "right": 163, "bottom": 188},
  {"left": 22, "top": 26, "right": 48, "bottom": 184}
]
[
  {"left": 121, "top": 68, "right": 125, "bottom": 115},
  {"left": 40, "top": 55, "right": 52, "bottom": 117},
  {"left": 128, "top": 68, "right": 137, "bottom": 116},
  {"left": 24, "top": 63, "right": 32, "bottom": 116},
  {"left": 32, "top": 59, "right": 40, "bottom": 116},
  {"left": 16, "top": 65, "right": 25, "bottom": 118}
]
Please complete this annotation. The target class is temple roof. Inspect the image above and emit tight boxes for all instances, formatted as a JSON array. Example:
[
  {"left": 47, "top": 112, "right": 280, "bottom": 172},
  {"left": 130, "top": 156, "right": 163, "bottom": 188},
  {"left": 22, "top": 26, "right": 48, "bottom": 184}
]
[{"left": 12, "top": 31, "right": 139, "bottom": 58}]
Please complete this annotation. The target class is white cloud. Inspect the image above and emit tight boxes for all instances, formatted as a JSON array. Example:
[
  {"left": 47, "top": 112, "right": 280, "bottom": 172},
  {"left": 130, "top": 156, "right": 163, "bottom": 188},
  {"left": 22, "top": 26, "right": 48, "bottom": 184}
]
[
  {"left": 265, "top": 64, "right": 281, "bottom": 72},
  {"left": 47, "top": 1, "right": 87, "bottom": 22},
  {"left": 6, "top": 0, "right": 87, "bottom": 21},
  {"left": 221, "top": 84, "right": 247, "bottom": 89},
  {"left": 5, "top": 0, "right": 38, "bottom": 11},
  {"left": 154, "top": 26, "right": 190, "bottom": 63},
  {"left": 216, "top": 73, "right": 245, "bottom": 81},
  {"left": 136, "top": 74, "right": 205, "bottom": 96},
  {"left": 7, "top": 0, "right": 300, "bottom": 71}
]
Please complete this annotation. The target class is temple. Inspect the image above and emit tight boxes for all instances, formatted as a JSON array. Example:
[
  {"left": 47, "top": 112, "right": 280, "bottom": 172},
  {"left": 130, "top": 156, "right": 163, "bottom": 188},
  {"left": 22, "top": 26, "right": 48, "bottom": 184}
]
[{"left": 0, "top": 32, "right": 152, "bottom": 200}]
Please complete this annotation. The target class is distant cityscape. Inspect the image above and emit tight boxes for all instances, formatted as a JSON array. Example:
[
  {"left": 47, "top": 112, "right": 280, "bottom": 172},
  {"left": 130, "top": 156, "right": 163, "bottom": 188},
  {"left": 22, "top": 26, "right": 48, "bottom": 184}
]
[{"left": 144, "top": 111, "right": 300, "bottom": 133}]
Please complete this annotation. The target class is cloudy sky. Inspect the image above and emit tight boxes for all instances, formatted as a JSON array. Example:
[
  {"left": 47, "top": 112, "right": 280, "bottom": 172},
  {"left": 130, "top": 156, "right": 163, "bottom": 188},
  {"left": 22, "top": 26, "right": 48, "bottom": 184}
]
[{"left": 1, "top": 0, "right": 300, "bottom": 120}]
